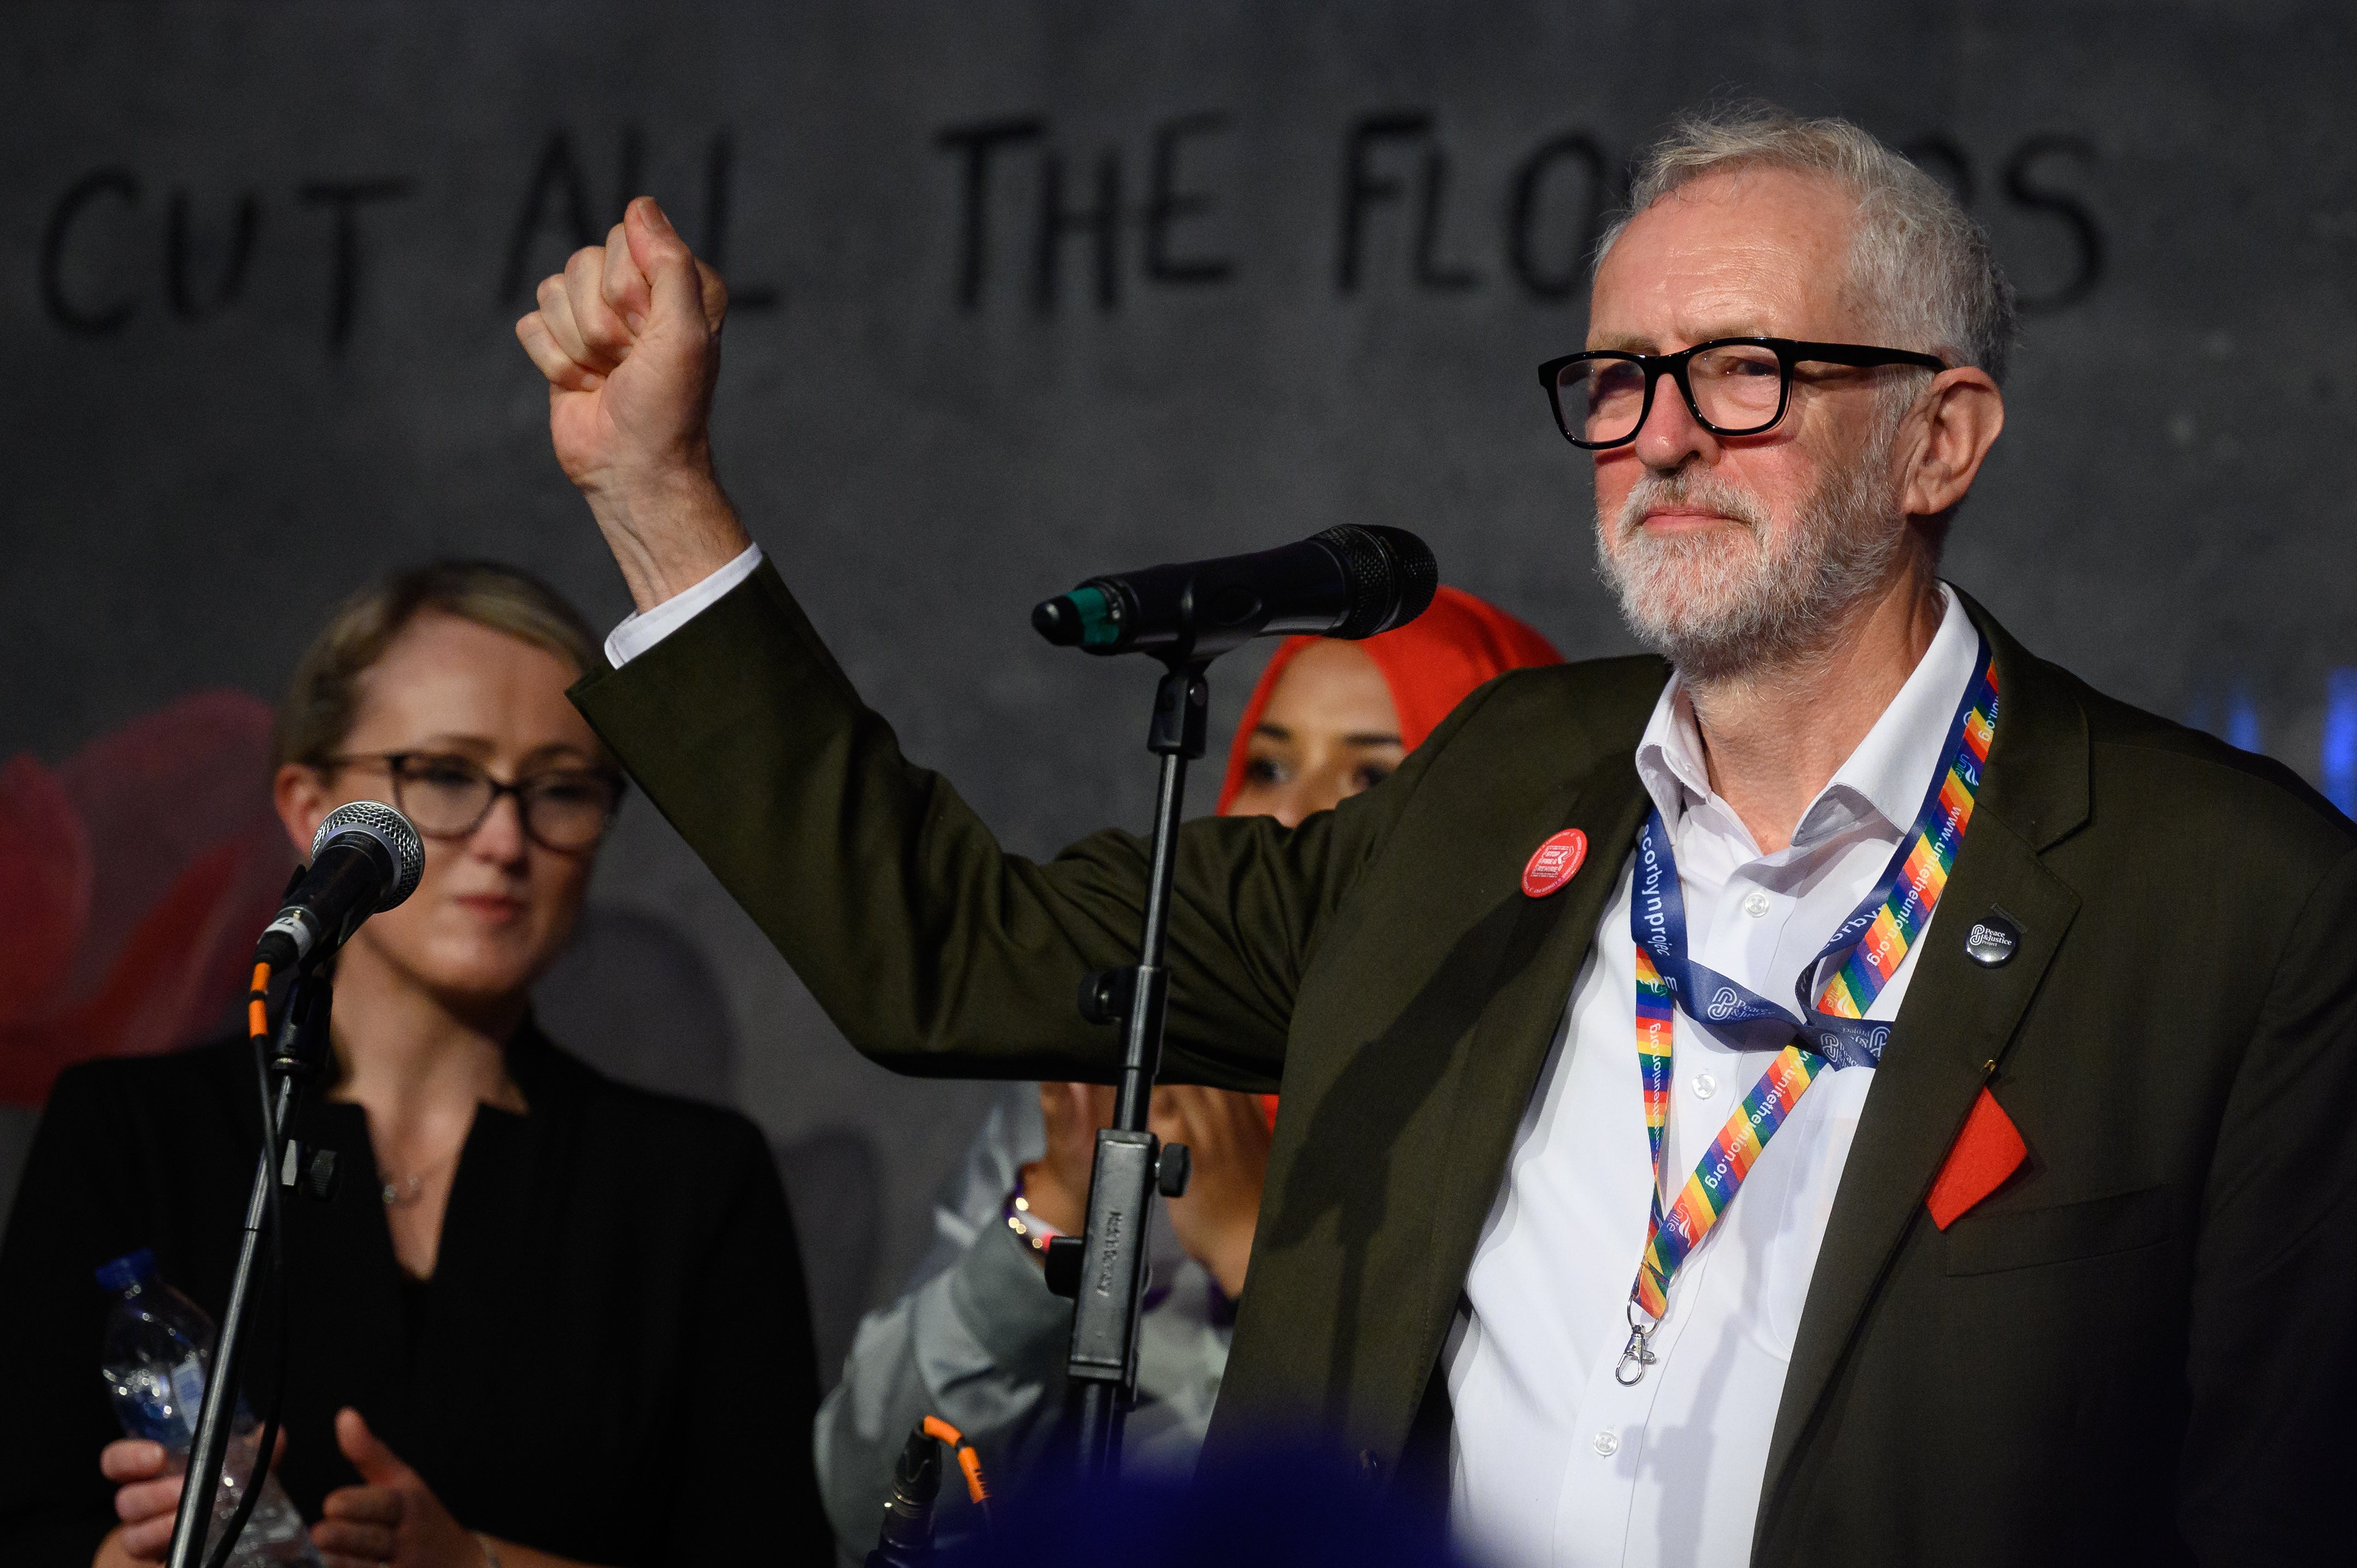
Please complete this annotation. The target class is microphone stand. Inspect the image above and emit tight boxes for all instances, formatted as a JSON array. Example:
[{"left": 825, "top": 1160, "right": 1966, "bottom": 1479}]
[
  {"left": 166, "top": 965, "right": 335, "bottom": 1568},
  {"left": 1027, "top": 528, "right": 1434, "bottom": 1484},
  {"left": 1049, "top": 655, "right": 1209, "bottom": 1478}
]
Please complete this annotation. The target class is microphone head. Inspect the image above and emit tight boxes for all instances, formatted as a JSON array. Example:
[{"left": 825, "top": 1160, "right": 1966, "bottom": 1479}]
[
  {"left": 310, "top": 801, "right": 426, "bottom": 912},
  {"left": 1312, "top": 524, "right": 1439, "bottom": 639},
  {"left": 1031, "top": 585, "right": 1124, "bottom": 649},
  {"left": 1031, "top": 595, "right": 1084, "bottom": 646}
]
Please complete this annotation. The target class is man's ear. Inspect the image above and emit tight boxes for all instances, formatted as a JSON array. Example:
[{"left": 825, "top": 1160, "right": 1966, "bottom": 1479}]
[
  {"left": 1901, "top": 367, "right": 2005, "bottom": 520},
  {"left": 273, "top": 763, "right": 329, "bottom": 861}
]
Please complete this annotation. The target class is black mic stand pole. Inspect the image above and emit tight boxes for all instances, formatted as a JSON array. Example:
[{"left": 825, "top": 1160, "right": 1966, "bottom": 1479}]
[
  {"left": 166, "top": 966, "right": 335, "bottom": 1568},
  {"left": 1053, "top": 656, "right": 1209, "bottom": 1479}
]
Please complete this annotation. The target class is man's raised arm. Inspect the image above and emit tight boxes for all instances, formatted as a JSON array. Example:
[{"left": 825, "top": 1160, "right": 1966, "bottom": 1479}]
[{"left": 509, "top": 197, "right": 1403, "bottom": 1092}]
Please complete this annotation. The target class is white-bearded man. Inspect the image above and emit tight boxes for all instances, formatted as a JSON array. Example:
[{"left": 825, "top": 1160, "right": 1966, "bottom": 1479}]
[{"left": 515, "top": 105, "right": 2353, "bottom": 1565}]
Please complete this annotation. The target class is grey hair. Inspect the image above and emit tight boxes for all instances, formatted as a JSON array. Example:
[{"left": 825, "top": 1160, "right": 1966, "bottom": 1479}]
[{"left": 1596, "top": 104, "right": 2018, "bottom": 386}]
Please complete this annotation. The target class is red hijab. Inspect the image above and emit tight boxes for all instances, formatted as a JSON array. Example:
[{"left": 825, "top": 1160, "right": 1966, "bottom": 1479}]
[
  {"left": 1213, "top": 586, "right": 1560, "bottom": 1128},
  {"left": 1213, "top": 585, "right": 1564, "bottom": 814}
]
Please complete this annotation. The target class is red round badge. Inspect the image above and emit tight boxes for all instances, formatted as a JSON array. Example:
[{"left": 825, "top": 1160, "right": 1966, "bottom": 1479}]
[{"left": 1522, "top": 829, "right": 1588, "bottom": 897}]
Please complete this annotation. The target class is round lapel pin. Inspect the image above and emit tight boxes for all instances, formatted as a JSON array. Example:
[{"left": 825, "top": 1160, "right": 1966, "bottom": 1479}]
[
  {"left": 1522, "top": 829, "right": 1588, "bottom": 897},
  {"left": 1964, "top": 912, "right": 2020, "bottom": 967}
]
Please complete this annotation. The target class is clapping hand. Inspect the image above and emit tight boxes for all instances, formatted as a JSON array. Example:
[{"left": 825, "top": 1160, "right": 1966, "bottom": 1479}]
[
  {"left": 91, "top": 1430, "right": 288, "bottom": 1568},
  {"left": 1019, "top": 1082, "right": 1118, "bottom": 1237},
  {"left": 1149, "top": 1085, "right": 1271, "bottom": 1299},
  {"left": 1016, "top": 1079, "right": 1271, "bottom": 1299},
  {"left": 310, "top": 1409, "right": 480, "bottom": 1568}
]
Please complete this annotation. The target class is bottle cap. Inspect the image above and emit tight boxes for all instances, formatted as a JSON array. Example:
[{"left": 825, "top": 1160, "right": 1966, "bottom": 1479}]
[{"left": 94, "top": 1248, "right": 159, "bottom": 1294}]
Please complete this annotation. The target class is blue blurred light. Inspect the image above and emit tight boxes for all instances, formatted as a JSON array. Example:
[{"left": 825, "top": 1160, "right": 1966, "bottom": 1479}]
[
  {"left": 2323, "top": 670, "right": 2357, "bottom": 818},
  {"left": 2225, "top": 691, "right": 2262, "bottom": 754}
]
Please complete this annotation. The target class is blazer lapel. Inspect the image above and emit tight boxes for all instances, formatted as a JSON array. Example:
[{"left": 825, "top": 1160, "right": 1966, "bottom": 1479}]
[
  {"left": 1236, "top": 662, "right": 1669, "bottom": 1457},
  {"left": 1756, "top": 597, "right": 2090, "bottom": 1532},
  {"left": 1418, "top": 752, "right": 1656, "bottom": 1361}
]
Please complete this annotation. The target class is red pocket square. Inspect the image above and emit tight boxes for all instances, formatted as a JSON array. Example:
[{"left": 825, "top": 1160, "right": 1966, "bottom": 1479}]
[{"left": 1926, "top": 1088, "right": 2027, "bottom": 1230}]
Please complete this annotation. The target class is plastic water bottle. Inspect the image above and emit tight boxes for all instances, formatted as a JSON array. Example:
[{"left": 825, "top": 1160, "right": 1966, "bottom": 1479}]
[{"left": 96, "top": 1249, "right": 323, "bottom": 1567}]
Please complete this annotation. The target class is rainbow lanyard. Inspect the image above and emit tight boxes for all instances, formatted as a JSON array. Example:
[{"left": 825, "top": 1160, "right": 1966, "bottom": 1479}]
[{"left": 1616, "top": 633, "right": 1998, "bottom": 1386}]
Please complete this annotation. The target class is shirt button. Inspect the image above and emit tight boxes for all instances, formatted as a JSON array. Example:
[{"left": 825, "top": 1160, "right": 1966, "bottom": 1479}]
[
  {"left": 1692, "top": 1072, "right": 1717, "bottom": 1100},
  {"left": 1742, "top": 890, "right": 1772, "bottom": 918},
  {"left": 1592, "top": 1430, "right": 1620, "bottom": 1457}
]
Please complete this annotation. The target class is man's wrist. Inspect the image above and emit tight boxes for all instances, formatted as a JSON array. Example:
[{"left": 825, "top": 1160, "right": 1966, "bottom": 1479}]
[
  {"left": 603, "top": 542, "right": 762, "bottom": 668},
  {"left": 582, "top": 466, "right": 752, "bottom": 612}
]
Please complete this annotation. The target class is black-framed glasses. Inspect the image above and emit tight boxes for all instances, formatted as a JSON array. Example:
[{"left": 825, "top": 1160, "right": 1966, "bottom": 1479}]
[
  {"left": 326, "top": 752, "right": 624, "bottom": 853},
  {"left": 1537, "top": 337, "right": 1946, "bottom": 450}
]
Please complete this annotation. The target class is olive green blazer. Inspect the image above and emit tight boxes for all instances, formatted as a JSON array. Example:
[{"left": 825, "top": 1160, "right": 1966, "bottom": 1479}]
[{"left": 574, "top": 561, "right": 2356, "bottom": 1565}]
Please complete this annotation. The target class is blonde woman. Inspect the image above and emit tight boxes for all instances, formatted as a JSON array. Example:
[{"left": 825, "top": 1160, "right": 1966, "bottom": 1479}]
[{"left": 0, "top": 562, "right": 826, "bottom": 1567}]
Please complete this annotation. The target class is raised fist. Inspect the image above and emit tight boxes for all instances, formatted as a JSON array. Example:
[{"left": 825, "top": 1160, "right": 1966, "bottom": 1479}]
[{"left": 515, "top": 196, "right": 751, "bottom": 610}]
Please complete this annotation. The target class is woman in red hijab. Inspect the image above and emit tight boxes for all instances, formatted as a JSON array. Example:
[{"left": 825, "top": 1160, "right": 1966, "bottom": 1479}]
[
  {"left": 814, "top": 586, "right": 1560, "bottom": 1542},
  {"left": 1217, "top": 585, "right": 1567, "bottom": 824}
]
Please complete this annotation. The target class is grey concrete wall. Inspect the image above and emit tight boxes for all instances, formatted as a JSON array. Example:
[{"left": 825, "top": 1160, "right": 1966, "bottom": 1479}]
[{"left": 5, "top": 1, "right": 2354, "bottom": 1363}]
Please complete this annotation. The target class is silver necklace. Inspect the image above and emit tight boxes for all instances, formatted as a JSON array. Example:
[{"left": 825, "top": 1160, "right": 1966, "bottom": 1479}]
[{"left": 379, "top": 1152, "right": 454, "bottom": 1208}]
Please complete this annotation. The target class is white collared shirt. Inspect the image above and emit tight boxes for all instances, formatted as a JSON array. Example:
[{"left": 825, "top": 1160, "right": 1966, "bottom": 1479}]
[{"left": 1444, "top": 585, "right": 1979, "bottom": 1567}]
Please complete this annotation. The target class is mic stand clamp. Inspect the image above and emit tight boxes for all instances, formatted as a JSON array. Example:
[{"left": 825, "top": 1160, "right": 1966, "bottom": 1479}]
[
  {"left": 165, "top": 964, "right": 335, "bottom": 1568},
  {"left": 1049, "top": 656, "right": 1209, "bottom": 1480}
]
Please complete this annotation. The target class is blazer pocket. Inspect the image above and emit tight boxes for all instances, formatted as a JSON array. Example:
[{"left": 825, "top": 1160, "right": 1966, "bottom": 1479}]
[{"left": 1942, "top": 1183, "right": 2172, "bottom": 1277}]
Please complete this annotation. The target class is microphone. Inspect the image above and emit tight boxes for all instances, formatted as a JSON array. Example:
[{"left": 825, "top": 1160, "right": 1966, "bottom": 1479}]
[
  {"left": 1030, "top": 524, "right": 1439, "bottom": 661},
  {"left": 254, "top": 801, "right": 425, "bottom": 972}
]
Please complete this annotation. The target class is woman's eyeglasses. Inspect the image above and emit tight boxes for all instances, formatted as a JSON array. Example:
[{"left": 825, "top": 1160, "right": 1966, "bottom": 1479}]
[{"left": 325, "top": 752, "right": 623, "bottom": 853}]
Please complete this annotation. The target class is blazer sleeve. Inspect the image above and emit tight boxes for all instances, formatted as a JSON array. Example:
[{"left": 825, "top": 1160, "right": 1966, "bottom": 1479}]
[
  {"left": 568, "top": 559, "right": 1414, "bottom": 1092},
  {"left": 2176, "top": 842, "right": 2357, "bottom": 1558}
]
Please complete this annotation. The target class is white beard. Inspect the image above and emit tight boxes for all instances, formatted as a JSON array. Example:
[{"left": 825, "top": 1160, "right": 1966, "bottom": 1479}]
[{"left": 1593, "top": 453, "right": 1907, "bottom": 682}]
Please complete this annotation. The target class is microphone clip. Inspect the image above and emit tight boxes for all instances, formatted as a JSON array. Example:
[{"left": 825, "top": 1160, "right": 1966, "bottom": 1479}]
[{"left": 1145, "top": 661, "right": 1211, "bottom": 759}]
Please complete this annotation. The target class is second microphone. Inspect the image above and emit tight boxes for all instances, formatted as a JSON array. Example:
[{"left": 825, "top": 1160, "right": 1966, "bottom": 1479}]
[{"left": 1031, "top": 524, "right": 1439, "bottom": 662}]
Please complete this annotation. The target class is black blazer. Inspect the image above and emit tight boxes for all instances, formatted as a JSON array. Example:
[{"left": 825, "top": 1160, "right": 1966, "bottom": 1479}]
[
  {"left": 572, "top": 560, "right": 2357, "bottom": 1565},
  {"left": 0, "top": 1021, "right": 828, "bottom": 1566}
]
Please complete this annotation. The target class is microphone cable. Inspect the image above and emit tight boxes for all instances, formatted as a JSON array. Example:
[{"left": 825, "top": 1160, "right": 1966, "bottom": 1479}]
[
  {"left": 865, "top": 1417, "right": 994, "bottom": 1566},
  {"left": 191, "top": 958, "right": 295, "bottom": 1568},
  {"left": 920, "top": 1416, "right": 993, "bottom": 1521}
]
